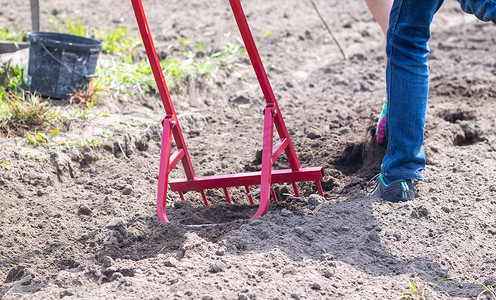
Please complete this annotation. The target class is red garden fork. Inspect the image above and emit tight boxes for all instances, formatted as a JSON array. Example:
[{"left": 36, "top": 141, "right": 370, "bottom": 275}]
[{"left": 131, "top": 0, "right": 324, "bottom": 222}]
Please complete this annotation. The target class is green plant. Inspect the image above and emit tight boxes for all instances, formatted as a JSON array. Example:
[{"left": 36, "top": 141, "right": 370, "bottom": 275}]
[
  {"left": 0, "top": 159, "right": 11, "bottom": 170},
  {"left": 210, "top": 42, "right": 247, "bottom": 70},
  {"left": 0, "top": 62, "right": 25, "bottom": 97},
  {"left": 97, "top": 52, "right": 218, "bottom": 96},
  {"left": 68, "top": 79, "right": 102, "bottom": 108},
  {"left": 48, "top": 13, "right": 139, "bottom": 56},
  {"left": 47, "top": 12, "right": 88, "bottom": 36},
  {"left": 0, "top": 92, "right": 59, "bottom": 136},
  {"left": 64, "top": 101, "right": 95, "bottom": 120},
  {"left": 399, "top": 277, "right": 428, "bottom": 300},
  {"left": 65, "top": 18, "right": 88, "bottom": 36},
  {"left": 97, "top": 26, "right": 139, "bottom": 55},
  {"left": 45, "top": 130, "right": 112, "bottom": 152},
  {"left": 26, "top": 128, "right": 59, "bottom": 146},
  {"left": 0, "top": 27, "right": 25, "bottom": 41}
]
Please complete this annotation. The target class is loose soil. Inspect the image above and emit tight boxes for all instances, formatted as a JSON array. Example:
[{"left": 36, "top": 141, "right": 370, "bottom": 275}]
[{"left": 1, "top": 0, "right": 496, "bottom": 299}]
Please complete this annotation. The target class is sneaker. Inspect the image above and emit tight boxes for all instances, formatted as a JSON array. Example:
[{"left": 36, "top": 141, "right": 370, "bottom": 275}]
[
  {"left": 366, "top": 173, "right": 415, "bottom": 202},
  {"left": 376, "top": 97, "right": 387, "bottom": 144}
]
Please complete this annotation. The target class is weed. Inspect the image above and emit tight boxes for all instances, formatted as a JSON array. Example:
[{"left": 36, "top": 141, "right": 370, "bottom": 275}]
[
  {"left": 45, "top": 131, "right": 112, "bottom": 152},
  {"left": 67, "top": 79, "right": 102, "bottom": 108},
  {"left": 210, "top": 42, "right": 247, "bottom": 70},
  {"left": 177, "top": 36, "right": 190, "bottom": 46},
  {"left": 0, "top": 27, "right": 25, "bottom": 41},
  {"left": 47, "top": 13, "right": 88, "bottom": 36},
  {"left": 98, "top": 26, "right": 139, "bottom": 55},
  {"left": 0, "top": 159, "right": 11, "bottom": 170},
  {"left": 45, "top": 14, "right": 247, "bottom": 98},
  {"left": 26, "top": 128, "right": 59, "bottom": 146},
  {"left": 254, "top": 30, "right": 273, "bottom": 42},
  {"left": 0, "top": 62, "right": 25, "bottom": 96},
  {"left": 64, "top": 101, "right": 95, "bottom": 120},
  {"left": 399, "top": 276, "right": 429, "bottom": 300},
  {"left": 48, "top": 13, "right": 139, "bottom": 56},
  {"left": 66, "top": 18, "right": 88, "bottom": 36},
  {"left": 0, "top": 92, "right": 59, "bottom": 137}
]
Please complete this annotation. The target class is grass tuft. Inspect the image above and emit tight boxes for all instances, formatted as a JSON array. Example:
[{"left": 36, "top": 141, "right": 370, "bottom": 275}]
[
  {"left": 399, "top": 276, "right": 429, "bottom": 300},
  {"left": 0, "top": 92, "right": 58, "bottom": 137},
  {"left": 0, "top": 62, "right": 25, "bottom": 97},
  {"left": 0, "top": 27, "right": 26, "bottom": 41},
  {"left": 67, "top": 79, "right": 102, "bottom": 109}
]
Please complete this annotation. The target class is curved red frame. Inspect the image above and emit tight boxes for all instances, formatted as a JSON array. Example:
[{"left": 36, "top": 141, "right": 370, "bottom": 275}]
[{"left": 131, "top": 0, "right": 324, "bottom": 222}]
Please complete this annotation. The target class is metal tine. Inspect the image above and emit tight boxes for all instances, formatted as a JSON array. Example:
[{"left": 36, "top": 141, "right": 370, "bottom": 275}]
[
  {"left": 223, "top": 187, "right": 232, "bottom": 204},
  {"left": 291, "top": 182, "right": 300, "bottom": 197},
  {"left": 316, "top": 181, "right": 324, "bottom": 196},
  {"left": 200, "top": 190, "right": 209, "bottom": 206},
  {"left": 179, "top": 191, "right": 185, "bottom": 201},
  {"left": 245, "top": 186, "right": 255, "bottom": 205},
  {"left": 271, "top": 187, "right": 278, "bottom": 202}
]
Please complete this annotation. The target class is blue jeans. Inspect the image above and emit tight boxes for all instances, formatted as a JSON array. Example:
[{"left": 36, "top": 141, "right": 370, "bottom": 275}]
[{"left": 382, "top": 0, "right": 496, "bottom": 181}]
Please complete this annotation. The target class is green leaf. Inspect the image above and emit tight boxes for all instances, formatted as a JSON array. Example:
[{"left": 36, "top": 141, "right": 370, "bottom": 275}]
[
  {"left": 36, "top": 132, "right": 47, "bottom": 142},
  {"left": 50, "top": 128, "right": 59, "bottom": 139},
  {"left": 27, "top": 137, "right": 36, "bottom": 145}
]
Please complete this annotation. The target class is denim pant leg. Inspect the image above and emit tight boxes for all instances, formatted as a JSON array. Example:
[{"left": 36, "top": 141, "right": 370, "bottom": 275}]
[
  {"left": 458, "top": 0, "right": 496, "bottom": 23},
  {"left": 381, "top": 0, "right": 445, "bottom": 181}
]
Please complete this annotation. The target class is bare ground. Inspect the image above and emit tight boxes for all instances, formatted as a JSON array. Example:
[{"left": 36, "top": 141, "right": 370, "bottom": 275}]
[{"left": 1, "top": 0, "right": 496, "bottom": 299}]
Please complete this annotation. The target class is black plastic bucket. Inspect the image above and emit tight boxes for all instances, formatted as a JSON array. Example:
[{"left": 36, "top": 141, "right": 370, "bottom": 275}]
[{"left": 27, "top": 31, "right": 102, "bottom": 99}]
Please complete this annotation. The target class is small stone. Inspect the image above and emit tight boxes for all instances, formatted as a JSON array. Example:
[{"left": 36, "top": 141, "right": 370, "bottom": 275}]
[
  {"left": 165, "top": 257, "right": 178, "bottom": 267},
  {"left": 280, "top": 209, "right": 293, "bottom": 217},
  {"left": 122, "top": 185, "right": 133, "bottom": 195},
  {"left": 202, "top": 296, "right": 214, "bottom": 300},
  {"left": 19, "top": 275, "right": 32, "bottom": 286},
  {"left": 5, "top": 265, "right": 25, "bottom": 283},
  {"left": 208, "top": 262, "right": 225, "bottom": 273},
  {"left": 310, "top": 283, "right": 321, "bottom": 290},
  {"left": 102, "top": 256, "right": 114, "bottom": 268},
  {"left": 249, "top": 219, "right": 263, "bottom": 226},
  {"left": 441, "top": 207, "right": 450, "bottom": 213},
  {"left": 306, "top": 128, "right": 321, "bottom": 139},
  {"left": 293, "top": 226, "right": 304, "bottom": 236},
  {"left": 110, "top": 272, "right": 123, "bottom": 282},
  {"left": 238, "top": 295, "right": 248, "bottom": 300},
  {"left": 78, "top": 205, "right": 92, "bottom": 216},
  {"left": 60, "top": 289, "right": 74, "bottom": 298},
  {"left": 324, "top": 270, "right": 334, "bottom": 278},
  {"left": 105, "top": 218, "right": 125, "bottom": 229},
  {"left": 308, "top": 194, "right": 324, "bottom": 205},
  {"left": 215, "top": 249, "right": 226, "bottom": 256}
]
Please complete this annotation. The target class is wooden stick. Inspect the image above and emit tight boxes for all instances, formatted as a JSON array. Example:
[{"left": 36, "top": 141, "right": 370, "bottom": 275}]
[
  {"left": 30, "top": 0, "right": 40, "bottom": 31},
  {"left": 309, "top": 0, "right": 347, "bottom": 60}
]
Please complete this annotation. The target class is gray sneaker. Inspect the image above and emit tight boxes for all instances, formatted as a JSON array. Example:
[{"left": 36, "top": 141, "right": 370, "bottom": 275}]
[{"left": 366, "top": 174, "right": 415, "bottom": 202}]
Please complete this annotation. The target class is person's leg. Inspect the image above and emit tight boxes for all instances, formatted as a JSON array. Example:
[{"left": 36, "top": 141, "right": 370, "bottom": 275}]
[
  {"left": 364, "top": 0, "right": 394, "bottom": 144},
  {"left": 381, "top": 0, "right": 445, "bottom": 182},
  {"left": 458, "top": 0, "right": 496, "bottom": 23},
  {"left": 364, "top": 0, "right": 394, "bottom": 36}
]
